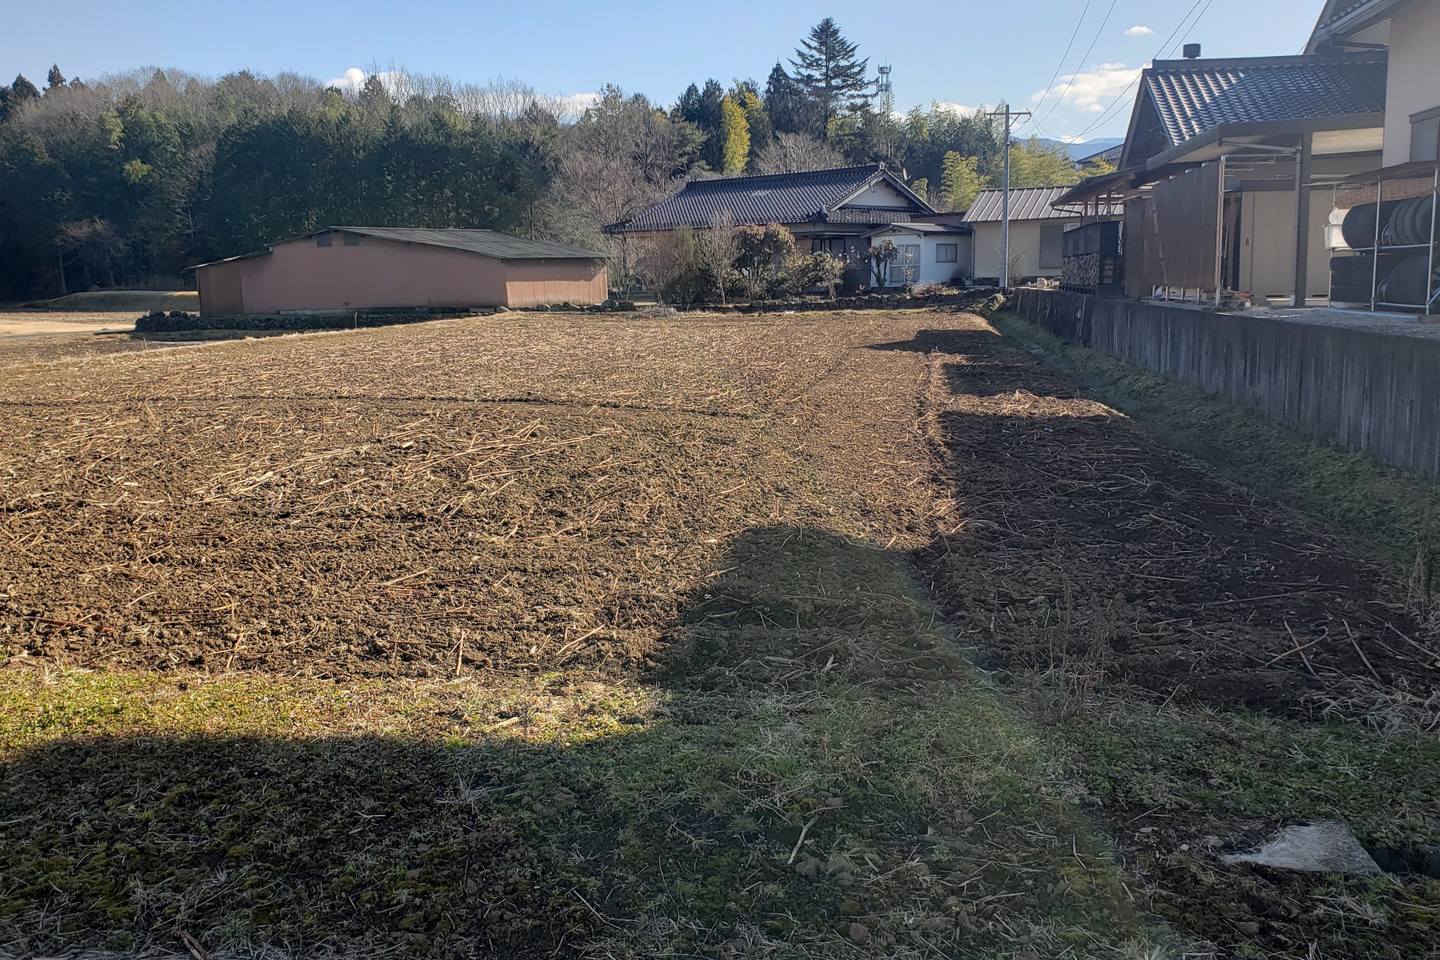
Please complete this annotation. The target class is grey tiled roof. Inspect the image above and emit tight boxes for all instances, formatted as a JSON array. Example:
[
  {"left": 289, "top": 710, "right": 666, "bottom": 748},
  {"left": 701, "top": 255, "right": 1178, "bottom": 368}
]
[
  {"left": 607, "top": 165, "right": 931, "bottom": 232},
  {"left": 326, "top": 227, "right": 603, "bottom": 260},
  {"left": 962, "top": 187, "right": 1082, "bottom": 223},
  {"left": 1143, "top": 54, "right": 1387, "bottom": 147},
  {"left": 1309, "top": 0, "right": 1414, "bottom": 47}
]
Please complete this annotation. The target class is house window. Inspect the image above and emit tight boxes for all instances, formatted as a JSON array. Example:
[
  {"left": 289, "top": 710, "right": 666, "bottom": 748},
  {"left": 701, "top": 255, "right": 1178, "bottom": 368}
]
[
  {"left": 1412, "top": 106, "right": 1440, "bottom": 163},
  {"left": 343, "top": 232, "right": 361, "bottom": 247},
  {"left": 888, "top": 243, "right": 920, "bottom": 284},
  {"left": 315, "top": 233, "right": 332, "bottom": 247},
  {"left": 1039, "top": 224, "right": 1064, "bottom": 270},
  {"left": 936, "top": 243, "right": 958, "bottom": 263},
  {"left": 828, "top": 237, "right": 848, "bottom": 259}
]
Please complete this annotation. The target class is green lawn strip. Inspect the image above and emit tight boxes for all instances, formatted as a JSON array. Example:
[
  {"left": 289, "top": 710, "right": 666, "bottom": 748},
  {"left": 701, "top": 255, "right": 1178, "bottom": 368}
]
[
  {"left": 1, "top": 525, "right": 1184, "bottom": 958},
  {"left": 989, "top": 311, "right": 1440, "bottom": 571},
  {"left": 1032, "top": 686, "right": 1440, "bottom": 957}
]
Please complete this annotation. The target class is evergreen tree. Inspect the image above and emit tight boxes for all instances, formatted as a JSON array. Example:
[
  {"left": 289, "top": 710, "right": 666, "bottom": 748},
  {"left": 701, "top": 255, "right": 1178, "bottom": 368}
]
[
  {"left": 45, "top": 65, "right": 66, "bottom": 92},
  {"left": 788, "top": 18, "right": 871, "bottom": 140},
  {"left": 674, "top": 79, "right": 725, "bottom": 170},
  {"left": 763, "top": 63, "right": 809, "bottom": 137},
  {"left": 11, "top": 75, "right": 40, "bottom": 102},
  {"left": 719, "top": 96, "right": 749, "bottom": 174},
  {"left": 359, "top": 75, "right": 392, "bottom": 114}
]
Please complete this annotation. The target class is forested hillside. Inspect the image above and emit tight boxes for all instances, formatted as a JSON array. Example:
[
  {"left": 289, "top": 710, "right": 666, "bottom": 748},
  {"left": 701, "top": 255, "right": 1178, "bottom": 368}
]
[{"left": 0, "top": 20, "right": 1094, "bottom": 300}]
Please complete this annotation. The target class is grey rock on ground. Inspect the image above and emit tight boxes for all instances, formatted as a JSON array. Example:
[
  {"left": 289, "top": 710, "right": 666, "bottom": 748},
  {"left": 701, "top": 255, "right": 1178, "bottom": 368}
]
[{"left": 1222, "top": 822, "right": 1382, "bottom": 875}]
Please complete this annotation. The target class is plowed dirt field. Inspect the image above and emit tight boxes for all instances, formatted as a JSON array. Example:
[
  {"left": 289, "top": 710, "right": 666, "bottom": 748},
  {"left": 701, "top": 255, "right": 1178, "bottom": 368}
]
[{"left": 2, "top": 312, "right": 1436, "bottom": 960}]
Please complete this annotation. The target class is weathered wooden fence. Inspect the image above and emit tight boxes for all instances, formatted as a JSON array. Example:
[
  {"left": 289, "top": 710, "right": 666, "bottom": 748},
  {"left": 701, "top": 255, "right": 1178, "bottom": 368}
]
[{"left": 1013, "top": 288, "right": 1440, "bottom": 479}]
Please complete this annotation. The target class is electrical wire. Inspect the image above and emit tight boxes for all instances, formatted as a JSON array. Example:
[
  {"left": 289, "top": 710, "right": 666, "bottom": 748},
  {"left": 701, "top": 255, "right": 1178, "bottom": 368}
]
[
  {"left": 1025, "top": 0, "right": 1094, "bottom": 123},
  {"left": 1026, "top": 0, "right": 1119, "bottom": 134},
  {"left": 1064, "top": 0, "right": 1216, "bottom": 144}
]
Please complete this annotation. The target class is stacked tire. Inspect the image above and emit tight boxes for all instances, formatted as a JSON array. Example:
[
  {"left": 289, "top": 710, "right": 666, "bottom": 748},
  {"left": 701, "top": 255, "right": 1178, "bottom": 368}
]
[
  {"left": 1330, "top": 254, "right": 1398, "bottom": 304},
  {"left": 1331, "top": 256, "right": 1370, "bottom": 303},
  {"left": 1340, "top": 201, "right": 1397, "bottom": 250},
  {"left": 1378, "top": 254, "right": 1440, "bottom": 306},
  {"left": 1381, "top": 196, "right": 1437, "bottom": 247}
]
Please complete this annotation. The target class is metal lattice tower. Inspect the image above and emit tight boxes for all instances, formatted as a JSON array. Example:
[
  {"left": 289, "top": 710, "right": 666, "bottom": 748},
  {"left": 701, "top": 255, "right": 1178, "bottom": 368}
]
[{"left": 876, "top": 64, "right": 894, "bottom": 117}]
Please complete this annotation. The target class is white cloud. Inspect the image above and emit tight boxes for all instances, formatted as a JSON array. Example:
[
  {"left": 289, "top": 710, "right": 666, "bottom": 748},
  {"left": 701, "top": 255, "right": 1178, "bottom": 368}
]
[
  {"left": 325, "top": 67, "right": 367, "bottom": 94},
  {"left": 547, "top": 91, "right": 600, "bottom": 120},
  {"left": 325, "top": 67, "right": 405, "bottom": 96},
  {"left": 1031, "top": 62, "right": 1143, "bottom": 112},
  {"left": 933, "top": 101, "right": 981, "bottom": 115},
  {"left": 1125, "top": 25, "right": 1154, "bottom": 36}
]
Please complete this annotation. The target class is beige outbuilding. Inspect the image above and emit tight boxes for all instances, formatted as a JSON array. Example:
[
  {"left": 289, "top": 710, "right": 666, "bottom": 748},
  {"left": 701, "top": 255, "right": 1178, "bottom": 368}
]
[{"left": 193, "top": 227, "right": 607, "bottom": 316}]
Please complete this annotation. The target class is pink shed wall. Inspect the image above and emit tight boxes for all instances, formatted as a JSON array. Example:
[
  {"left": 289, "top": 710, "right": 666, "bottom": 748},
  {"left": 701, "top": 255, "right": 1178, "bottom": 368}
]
[{"left": 195, "top": 234, "right": 607, "bottom": 315}]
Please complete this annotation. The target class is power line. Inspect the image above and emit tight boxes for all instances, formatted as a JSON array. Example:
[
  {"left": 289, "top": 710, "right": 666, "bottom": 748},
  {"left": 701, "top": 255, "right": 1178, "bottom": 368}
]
[
  {"left": 1026, "top": 0, "right": 1093, "bottom": 122},
  {"left": 1065, "top": 0, "right": 1216, "bottom": 144},
  {"left": 1026, "top": 0, "right": 1119, "bottom": 134}
]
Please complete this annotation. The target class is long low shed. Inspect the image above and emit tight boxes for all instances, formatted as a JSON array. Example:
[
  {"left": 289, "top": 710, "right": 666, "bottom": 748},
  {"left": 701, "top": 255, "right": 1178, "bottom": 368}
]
[{"left": 193, "top": 227, "right": 608, "bottom": 315}]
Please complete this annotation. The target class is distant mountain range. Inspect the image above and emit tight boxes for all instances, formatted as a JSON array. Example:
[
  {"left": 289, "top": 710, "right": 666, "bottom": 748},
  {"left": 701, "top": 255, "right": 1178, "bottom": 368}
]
[{"left": 1037, "top": 137, "right": 1125, "bottom": 160}]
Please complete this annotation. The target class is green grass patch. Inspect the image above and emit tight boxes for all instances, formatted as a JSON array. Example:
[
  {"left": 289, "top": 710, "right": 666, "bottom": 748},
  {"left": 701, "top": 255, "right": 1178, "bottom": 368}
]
[
  {"left": 991, "top": 311, "right": 1440, "bottom": 570},
  {"left": 1031, "top": 686, "right": 1440, "bottom": 959},
  {"left": 0, "top": 526, "right": 1185, "bottom": 958}
]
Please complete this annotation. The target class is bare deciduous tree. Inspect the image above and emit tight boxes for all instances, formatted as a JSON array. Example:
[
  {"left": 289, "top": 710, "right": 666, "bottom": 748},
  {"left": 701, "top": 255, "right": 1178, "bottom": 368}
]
[
  {"left": 753, "top": 131, "right": 847, "bottom": 175},
  {"left": 545, "top": 86, "right": 703, "bottom": 293},
  {"left": 701, "top": 210, "right": 740, "bottom": 304}
]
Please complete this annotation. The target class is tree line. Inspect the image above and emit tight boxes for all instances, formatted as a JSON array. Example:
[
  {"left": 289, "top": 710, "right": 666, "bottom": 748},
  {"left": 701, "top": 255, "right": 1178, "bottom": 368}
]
[{"left": 0, "top": 19, "right": 1104, "bottom": 301}]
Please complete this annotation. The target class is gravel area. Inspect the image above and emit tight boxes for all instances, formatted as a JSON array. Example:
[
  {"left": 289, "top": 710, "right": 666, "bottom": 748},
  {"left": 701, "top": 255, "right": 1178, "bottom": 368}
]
[{"left": 1226, "top": 304, "right": 1440, "bottom": 339}]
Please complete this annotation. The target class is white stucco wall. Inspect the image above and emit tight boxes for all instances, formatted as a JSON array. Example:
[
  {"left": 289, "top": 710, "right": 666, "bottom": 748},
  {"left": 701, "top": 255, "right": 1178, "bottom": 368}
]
[
  {"left": 869, "top": 228, "right": 972, "bottom": 285},
  {"left": 970, "top": 221, "right": 1073, "bottom": 280},
  {"left": 847, "top": 181, "right": 916, "bottom": 208},
  {"left": 1382, "top": 0, "right": 1440, "bottom": 165}
]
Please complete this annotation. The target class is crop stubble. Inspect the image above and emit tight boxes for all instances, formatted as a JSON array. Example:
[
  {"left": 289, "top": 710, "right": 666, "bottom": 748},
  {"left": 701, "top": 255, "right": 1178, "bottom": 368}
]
[{"left": 1, "top": 312, "right": 1434, "bottom": 709}]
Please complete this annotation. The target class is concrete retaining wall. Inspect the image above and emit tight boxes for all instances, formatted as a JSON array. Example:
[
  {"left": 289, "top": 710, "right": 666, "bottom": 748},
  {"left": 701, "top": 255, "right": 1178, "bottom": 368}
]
[{"left": 1014, "top": 288, "right": 1440, "bottom": 479}]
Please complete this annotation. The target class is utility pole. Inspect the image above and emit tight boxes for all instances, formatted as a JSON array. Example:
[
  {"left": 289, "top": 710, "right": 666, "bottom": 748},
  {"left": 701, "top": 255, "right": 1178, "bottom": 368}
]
[{"left": 988, "top": 105, "right": 1032, "bottom": 291}]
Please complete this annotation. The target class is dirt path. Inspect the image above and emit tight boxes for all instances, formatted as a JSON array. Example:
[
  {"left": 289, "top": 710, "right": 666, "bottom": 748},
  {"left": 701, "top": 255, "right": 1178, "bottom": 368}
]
[{"left": 0, "top": 311, "right": 136, "bottom": 337}]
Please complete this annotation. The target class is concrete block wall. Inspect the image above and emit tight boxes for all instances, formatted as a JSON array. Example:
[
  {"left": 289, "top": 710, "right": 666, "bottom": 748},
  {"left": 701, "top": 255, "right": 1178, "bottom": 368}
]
[{"left": 1014, "top": 288, "right": 1440, "bottom": 479}]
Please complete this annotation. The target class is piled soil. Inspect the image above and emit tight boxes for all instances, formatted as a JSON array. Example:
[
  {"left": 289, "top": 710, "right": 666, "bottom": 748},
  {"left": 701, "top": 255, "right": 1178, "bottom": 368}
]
[{"left": 909, "top": 329, "right": 1433, "bottom": 712}]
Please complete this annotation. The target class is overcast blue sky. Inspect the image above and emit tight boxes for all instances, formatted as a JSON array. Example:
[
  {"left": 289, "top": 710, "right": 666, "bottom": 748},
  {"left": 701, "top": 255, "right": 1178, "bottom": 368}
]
[{"left": 4, "top": 0, "right": 1321, "bottom": 142}]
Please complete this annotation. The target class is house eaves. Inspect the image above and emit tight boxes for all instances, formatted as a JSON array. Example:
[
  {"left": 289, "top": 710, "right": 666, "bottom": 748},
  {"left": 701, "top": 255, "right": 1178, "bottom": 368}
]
[
  {"left": 1117, "top": 51, "right": 1387, "bottom": 171},
  {"left": 1142, "top": 112, "right": 1386, "bottom": 170},
  {"left": 831, "top": 170, "right": 935, "bottom": 215},
  {"left": 1307, "top": 0, "right": 1417, "bottom": 51}
]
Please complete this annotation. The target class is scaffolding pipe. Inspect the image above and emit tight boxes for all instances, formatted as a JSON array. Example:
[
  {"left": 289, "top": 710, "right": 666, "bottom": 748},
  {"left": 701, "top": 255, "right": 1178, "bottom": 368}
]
[
  {"left": 1428, "top": 165, "right": 1438, "bottom": 315},
  {"left": 1214, "top": 155, "right": 1227, "bottom": 307}
]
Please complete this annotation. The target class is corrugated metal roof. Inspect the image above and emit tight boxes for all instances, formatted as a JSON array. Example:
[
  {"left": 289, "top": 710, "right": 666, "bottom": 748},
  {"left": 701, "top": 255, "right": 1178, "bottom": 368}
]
[
  {"left": 961, "top": 187, "right": 1079, "bottom": 223},
  {"left": 325, "top": 227, "right": 603, "bottom": 260},
  {"left": 1143, "top": 54, "right": 1386, "bottom": 148},
  {"left": 607, "top": 165, "right": 932, "bottom": 232},
  {"left": 867, "top": 222, "right": 972, "bottom": 236}
]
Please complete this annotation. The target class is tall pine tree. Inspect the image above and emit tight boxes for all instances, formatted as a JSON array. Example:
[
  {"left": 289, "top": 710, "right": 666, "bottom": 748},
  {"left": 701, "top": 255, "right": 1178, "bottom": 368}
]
[
  {"left": 11, "top": 75, "right": 40, "bottom": 103},
  {"left": 45, "top": 65, "right": 66, "bottom": 92},
  {"left": 788, "top": 19, "right": 871, "bottom": 141},
  {"left": 763, "top": 64, "right": 809, "bottom": 137}
]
